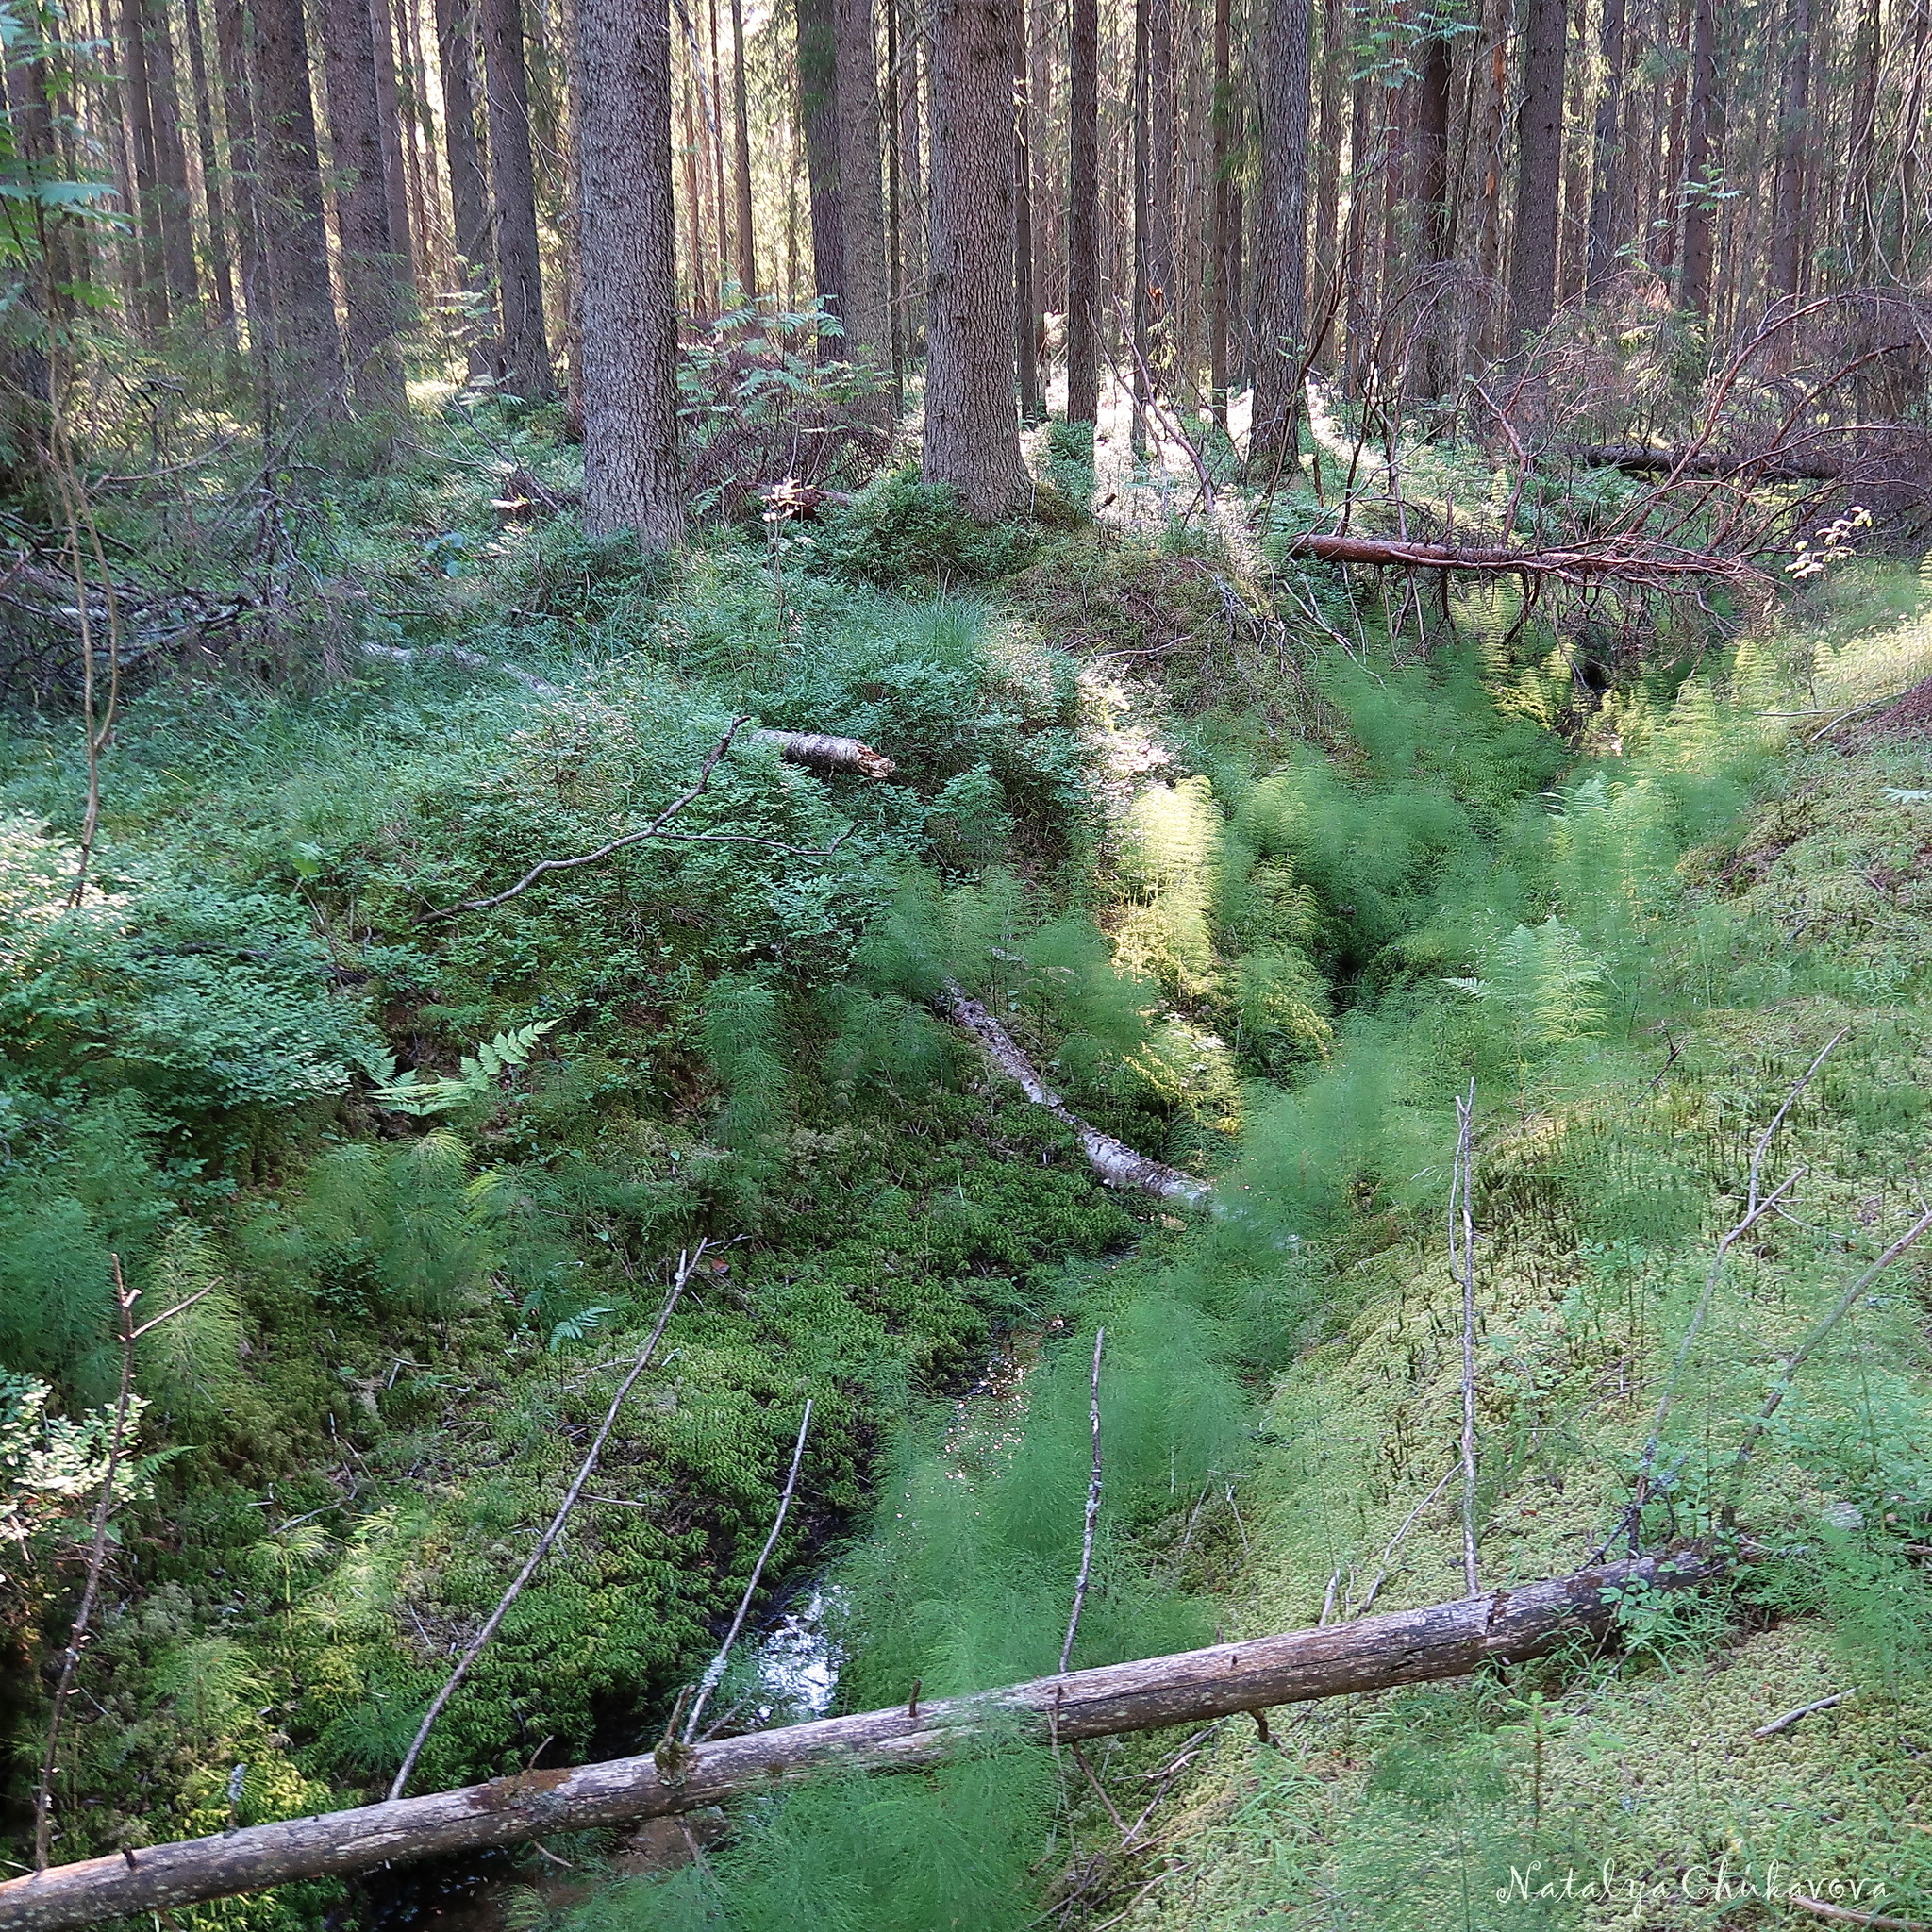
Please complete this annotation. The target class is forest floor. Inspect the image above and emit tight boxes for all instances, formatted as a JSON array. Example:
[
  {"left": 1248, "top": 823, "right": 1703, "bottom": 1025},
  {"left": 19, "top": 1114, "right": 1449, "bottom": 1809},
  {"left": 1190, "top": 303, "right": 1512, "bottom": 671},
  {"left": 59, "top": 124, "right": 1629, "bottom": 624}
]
[{"left": 6, "top": 408, "right": 1932, "bottom": 1932}]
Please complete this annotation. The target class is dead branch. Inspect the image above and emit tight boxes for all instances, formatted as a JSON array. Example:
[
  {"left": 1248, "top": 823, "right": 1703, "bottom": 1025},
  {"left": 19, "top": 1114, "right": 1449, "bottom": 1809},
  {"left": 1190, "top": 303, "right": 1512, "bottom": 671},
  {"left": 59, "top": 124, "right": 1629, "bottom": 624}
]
[
  {"left": 1060, "top": 1329, "right": 1106, "bottom": 1674},
  {"left": 943, "top": 984, "right": 1208, "bottom": 1203},
  {"left": 1569, "top": 442, "right": 1848, "bottom": 481},
  {"left": 754, "top": 730, "right": 897, "bottom": 778},
  {"left": 1451, "top": 1084, "right": 1480, "bottom": 1600},
  {"left": 1752, "top": 1689, "right": 1854, "bottom": 1740},
  {"left": 387, "top": 1250, "right": 700, "bottom": 1798},
  {"left": 0, "top": 1552, "right": 1719, "bottom": 1931},
  {"left": 682, "top": 1398, "right": 813, "bottom": 1743},
  {"left": 1281, "top": 530, "right": 1751, "bottom": 583},
  {"left": 1787, "top": 1898, "right": 1929, "bottom": 1932}
]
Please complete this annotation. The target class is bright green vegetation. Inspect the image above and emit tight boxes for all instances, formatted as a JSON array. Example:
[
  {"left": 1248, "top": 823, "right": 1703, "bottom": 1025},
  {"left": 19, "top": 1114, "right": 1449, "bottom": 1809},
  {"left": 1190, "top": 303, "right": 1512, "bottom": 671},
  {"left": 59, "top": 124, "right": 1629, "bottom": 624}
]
[{"left": 6, "top": 426, "right": 1932, "bottom": 1932}]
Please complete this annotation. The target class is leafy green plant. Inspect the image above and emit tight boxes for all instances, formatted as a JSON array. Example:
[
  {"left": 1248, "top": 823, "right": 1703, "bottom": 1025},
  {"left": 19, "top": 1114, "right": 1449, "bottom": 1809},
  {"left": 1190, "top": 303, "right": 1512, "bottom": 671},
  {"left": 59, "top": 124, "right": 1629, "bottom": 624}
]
[{"left": 369, "top": 1019, "right": 558, "bottom": 1117}]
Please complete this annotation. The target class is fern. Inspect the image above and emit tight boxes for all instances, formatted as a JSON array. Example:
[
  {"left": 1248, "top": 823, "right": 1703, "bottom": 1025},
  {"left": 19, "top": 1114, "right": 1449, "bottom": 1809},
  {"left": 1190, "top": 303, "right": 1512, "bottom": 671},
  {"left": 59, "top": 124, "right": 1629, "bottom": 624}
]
[{"left": 370, "top": 1018, "right": 558, "bottom": 1116}]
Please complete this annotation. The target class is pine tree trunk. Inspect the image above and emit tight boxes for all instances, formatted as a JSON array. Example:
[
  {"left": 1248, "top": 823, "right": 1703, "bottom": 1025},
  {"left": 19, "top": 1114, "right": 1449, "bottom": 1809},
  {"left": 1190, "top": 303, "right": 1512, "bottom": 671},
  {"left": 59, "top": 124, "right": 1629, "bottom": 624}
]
[
  {"left": 321, "top": 0, "right": 408, "bottom": 410},
  {"left": 1146, "top": 0, "right": 1174, "bottom": 358},
  {"left": 730, "top": 0, "right": 757, "bottom": 294},
  {"left": 1310, "top": 0, "right": 1343, "bottom": 321},
  {"left": 1208, "top": 0, "right": 1231, "bottom": 424},
  {"left": 1507, "top": 0, "right": 1566, "bottom": 342},
  {"left": 1415, "top": 9, "right": 1452, "bottom": 392},
  {"left": 834, "top": 0, "right": 895, "bottom": 409},
  {"left": 1014, "top": 0, "right": 1041, "bottom": 420},
  {"left": 142, "top": 0, "right": 202, "bottom": 312},
  {"left": 1766, "top": 0, "right": 1811, "bottom": 302},
  {"left": 1557, "top": 0, "right": 1588, "bottom": 300},
  {"left": 1676, "top": 0, "right": 1716, "bottom": 310},
  {"left": 253, "top": 0, "right": 346, "bottom": 406},
  {"left": 797, "top": 0, "right": 844, "bottom": 337},
  {"left": 1129, "top": 0, "right": 1148, "bottom": 450},
  {"left": 1583, "top": 0, "right": 1625, "bottom": 293},
  {"left": 1065, "top": 0, "right": 1098, "bottom": 420},
  {"left": 894, "top": 0, "right": 924, "bottom": 327},
  {"left": 923, "top": 0, "right": 1028, "bottom": 514},
  {"left": 369, "top": 0, "right": 418, "bottom": 279},
  {"left": 214, "top": 0, "right": 273, "bottom": 352},
  {"left": 180, "top": 0, "right": 238, "bottom": 333},
  {"left": 116, "top": 0, "right": 169, "bottom": 327},
  {"left": 433, "top": 0, "right": 499, "bottom": 373},
  {"left": 1249, "top": 0, "right": 1309, "bottom": 463},
  {"left": 575, "top": 0, "right": 683, "bottom": 544},
  {"left": 480, "top": 0, "right": 553, "bottom": 393}
]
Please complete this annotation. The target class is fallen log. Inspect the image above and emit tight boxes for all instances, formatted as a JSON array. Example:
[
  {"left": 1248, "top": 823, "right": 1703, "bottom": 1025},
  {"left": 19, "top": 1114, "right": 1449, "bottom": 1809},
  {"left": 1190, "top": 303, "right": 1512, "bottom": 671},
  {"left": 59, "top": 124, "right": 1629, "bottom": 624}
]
[
  {"left": 755, "top": 729, "right": 897, "bottom": 778},
  {"left": 1283, "top": 531, "right": 1749, "bottom": 580},
  {"left": 944, "top": 983, "right": 1208, "bottom": 1202},
  {"left": 0, "top": 1553, "right": 1715, "bottom": 1931}
]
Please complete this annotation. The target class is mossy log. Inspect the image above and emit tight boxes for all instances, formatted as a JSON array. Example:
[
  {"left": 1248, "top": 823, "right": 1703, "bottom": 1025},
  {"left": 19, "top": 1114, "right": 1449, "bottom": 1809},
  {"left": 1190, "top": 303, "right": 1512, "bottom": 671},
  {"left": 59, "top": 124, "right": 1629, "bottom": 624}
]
[{"left": 0, "top": 1553, "right": 1716, "bottom": 1931}]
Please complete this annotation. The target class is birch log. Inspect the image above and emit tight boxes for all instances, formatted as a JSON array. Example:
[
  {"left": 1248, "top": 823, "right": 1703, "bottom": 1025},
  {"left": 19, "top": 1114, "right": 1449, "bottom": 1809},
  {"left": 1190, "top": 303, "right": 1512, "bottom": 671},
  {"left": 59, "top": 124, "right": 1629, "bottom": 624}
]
[
  {"left": 0, "top": 1553, "right": 1716, "bottom": 1931},
  {"left": 944, "top": 984, "right": 1208, "bottom": 1202}
]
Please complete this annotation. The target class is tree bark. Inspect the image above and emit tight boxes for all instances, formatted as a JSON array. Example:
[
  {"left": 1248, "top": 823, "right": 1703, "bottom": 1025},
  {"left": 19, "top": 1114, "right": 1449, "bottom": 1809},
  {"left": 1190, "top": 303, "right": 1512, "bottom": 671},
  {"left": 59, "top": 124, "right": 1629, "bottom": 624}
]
[
  {"left": 0, "top": 1554, "right": 1717, "bottom": 1932},
  {"left": 922, "top": 0, "right": 1029, "bottom": 516},
  {"left": 1249, "top": 0, "right": 1310, "bottom": 465},
  {"left": 213, "top": 0, "right": 273, "bottom": 352},
  {"left": 434, "top": 0, "right": 500, "bottom": 374},
  {"left": 575, "top": 0, "right": 683, "bottom": 545},
  {"left": 481, "top": 0, "right": 553, "bottom": 394},
  {"left": 1676, "top": 0, "right": 1716, "bottom": 312},
  {"left": 116, "top": 0, "right": 169, "bottom": 327},
  {"left": 797, "top": 0, "right": 844, "bottom": 333},
  {"left": 1014, "top": 0, "right": 1041, "bottom": 420},
  {"left": 1310, "top": 0, "right": 1342, "bottom": 328},
  {"left": 1583, "top": 0, "right": 1625, "bottom": 294},
  {"left": 369, "top": 0, "right": 418, "bottom": 278},
  {"left": 1065, "top": 0, "right": 1097, "bottom": 422},
  {"left": 321, "top": 0, "right": 409, "bottom": 411},
  {"left": 1767, "top": 0, "right": 1811, "bottom": 302},
  {"left": 1507, "top": 0, "right": 1566, "bottom": 343},
  {"left": 141, "top": 0, "right": 201, "bottom": 312},
  {"left": 254, "top": 0, "right": 347, "bottom": 408},
  {"left": 730, "top": 0, "right": 757, "bottom": 294},
  {"left": 180, "top": 0, "right": 238, "bottom": 333},
  {"left": 1208, "top": 0, "right": 1232, "bottom": 424},
  {"left": 833, "top": 0, "right": 895, "bottom": 408},
  {"left": 1415, "top": 8, "right": 1452, "bottom": 391}
]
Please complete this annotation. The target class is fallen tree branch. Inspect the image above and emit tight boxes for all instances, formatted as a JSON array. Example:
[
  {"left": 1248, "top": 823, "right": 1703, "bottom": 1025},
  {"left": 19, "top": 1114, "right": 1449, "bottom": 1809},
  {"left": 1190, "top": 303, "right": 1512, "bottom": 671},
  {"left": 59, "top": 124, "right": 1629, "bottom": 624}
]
[
  {"left": 0, "top": 1552, "right": 1717, "bottom": 1931},
  {"left": 1060, "top": 1328, "right": 1107, "bottom": 1673},
  {"left": 1281, "top": 531, "right": 1752, "bottom": 582},
  {"left": 943, "top": 985, "right": 1208, "bottom": 1203},
  {"left": 1566, "top": 442, "right": 1849, "bottom": 482},
  {"left": 1752, "top": 1688, "right": 1854, "bottom": 1740}
]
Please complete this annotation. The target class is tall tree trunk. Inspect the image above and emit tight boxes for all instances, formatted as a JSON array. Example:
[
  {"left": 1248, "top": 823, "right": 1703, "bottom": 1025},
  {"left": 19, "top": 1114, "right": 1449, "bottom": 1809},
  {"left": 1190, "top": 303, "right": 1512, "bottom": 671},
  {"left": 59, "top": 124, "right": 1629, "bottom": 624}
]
[
  {"left": 1766, "top": 0, "right": 1811, "bottom": 301},
  {"left": 797, "top": 0, "right": 844, "bottom": 338},
  {"left": 142, "top": 0, "right": 202, "bottom": 312},
  {"left": 834, "top": 0, "right": 895, "bottom": 408},
  {"left": 433, "top": 0, "right": 499, "bottom": 372},
  {"left": 254, "top": 0, "right": 346, "bottom": 406},
  {"left": 730, "top": 0, "right": 757, "bottom": 294},
  {"left": 481, "top": 0, "right": 553, "bottom": 393},
  {"left": 894, "top": 0, "right": 924, "bottom": 328},
  {"left": 321, "top": 0, "right": 408, "bottom": 410},
  {"left": 1145, "top": 0, "right": 1174, "bottom": 360},
  {"left": 1130, "top": 0, "right": 1148, "bottom": 448},
  {"left": 369, "top": 0, "right": 416, "bottom": 278},
  {"left": 117, "top": 0, "right": 169, "bottom": 327},
  {"left": 1415, "top": 8, "right": 1452, "bottom": 392},
  {"left": 1249, "top": 0, "right": 1309, "bottom": 463},
  {"left": 1065, "top": 0, "right": 1098, "bottom": 420},
  {"left": 1557, "top": 0, "right": 1588, "bottom": 299},
  {"left": 214, "top": 0, "right": 272, "bottom": 352},
  {"left": 924, "top": 0, "right": 1028, "bottom": 514},
  {"left": 1014, "top": 0, "right": 1041, "bottom": 419},
  {"left": 1675, "top": 0, "right": 1716, "bottom": 311},
  {"left": 1342, "top": 44, "right": 1374, "bottom": 384},
  {"left": 1583, "top": 0, "right": 1624, "bottom": 293},
  {"left": 1027, "top": 0, "right": 1054, "bottom": 315},
  {"left": 1208, "top": 0, "right": 1231, "bottom": 423},
  {"left": 1310, "top": 0, "right": 1343, "bottom": 324},
  {"left": 575, "top": 0, "right": 683, "bottom": 542},
  {"left": 1507, "top": 0, "right": 1566, "bottom": 342},
  {"left": 180, "top": 0, "right": 238, "bottom": 334},
  {"left": 1839, "top": 0, "right": 1877, "bottom": 282}
]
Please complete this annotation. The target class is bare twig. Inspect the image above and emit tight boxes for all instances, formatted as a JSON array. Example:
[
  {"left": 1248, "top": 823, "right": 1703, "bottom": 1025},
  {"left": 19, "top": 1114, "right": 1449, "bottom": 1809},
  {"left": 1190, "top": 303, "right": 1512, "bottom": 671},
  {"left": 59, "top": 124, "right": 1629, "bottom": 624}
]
[
  {"left": 1060, "top": 1328, "right": 1107, "bottom": 1674},
  {"left": 1452, "top": 1083, "right": 1480, "bottom": 1599},
  {"left": 682, "top": 1398, "right": 814, "bottom": 1742},
  {"left": 388, "top": 1246, "right": 703, "bottom": 1798},
  {"left": 1752, "top": 1689, "right": 1854, "bottom": 1740},
  {"left": 1356, "top": 1464, "right": 1459, "bottom": 1617},
  {"left": 1788, "top": 1897, "right": 1929, "bottom": 1931}
]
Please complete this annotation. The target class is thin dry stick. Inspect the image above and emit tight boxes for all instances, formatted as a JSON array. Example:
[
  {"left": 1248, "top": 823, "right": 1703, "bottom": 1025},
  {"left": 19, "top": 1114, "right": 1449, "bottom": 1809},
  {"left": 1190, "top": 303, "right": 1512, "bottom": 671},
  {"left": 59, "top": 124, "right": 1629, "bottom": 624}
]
[
  {"left": 1752, "top": 1688, "right": 1854, "bottom": 1740},
  {"left": 425, "top": 723, "right": 852, "bottom": 920},
  {"left": 388, "top": 1246, "right": 703, "bottom": 1798},
  {"left": 682, "top": 1397, "right": 814, "bottom": 1742},
  {"left": 1060, "top": 1327, "right": 1106, "bottom": 1674},
  {"left": 1727, "top": 1204, "right": 1932, "bottom": 1500},
  {"left": 1356, "top": 1463, "right": 1458, "bottom": 1617},
  {"left": 1451, "top": 1084, "right": 1480, "bottom": 1599},
  {"left": 1631, "top": 1031, "right": 1845, "bottom": 1519},
  {"left": 31, "top": 1256, "right": 205, "bottom": 1868},
  {"left": 1787, "top": 1898, "right": 1930, "bottom": 1932}
]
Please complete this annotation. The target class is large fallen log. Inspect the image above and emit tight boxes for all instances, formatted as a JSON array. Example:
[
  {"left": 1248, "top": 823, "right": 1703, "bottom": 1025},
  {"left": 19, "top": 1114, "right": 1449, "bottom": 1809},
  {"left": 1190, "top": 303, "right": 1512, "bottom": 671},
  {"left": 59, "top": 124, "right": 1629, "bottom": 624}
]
[
  {"left": 1283, "top": 531, "right": 1749, "bottom": 580},
  {"left": 944, "top": 983, "right": 1208, "bottom": 1202},
  {"left": 0, "top": 1552, "right": 1714, "bottom": 1932}
]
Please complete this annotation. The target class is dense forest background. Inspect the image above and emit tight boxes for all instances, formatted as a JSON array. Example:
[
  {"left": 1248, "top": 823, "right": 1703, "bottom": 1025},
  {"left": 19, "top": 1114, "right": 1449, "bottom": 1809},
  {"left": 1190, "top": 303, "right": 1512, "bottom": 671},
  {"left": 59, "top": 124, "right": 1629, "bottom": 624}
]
[{"left": 3, "top": 0, "right": 1932, "bottom": 1928}]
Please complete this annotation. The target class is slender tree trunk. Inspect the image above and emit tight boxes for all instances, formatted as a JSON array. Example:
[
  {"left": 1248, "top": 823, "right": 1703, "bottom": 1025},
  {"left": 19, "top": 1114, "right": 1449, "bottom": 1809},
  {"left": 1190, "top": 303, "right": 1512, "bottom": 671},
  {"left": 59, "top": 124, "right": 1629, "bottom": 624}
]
[
  {"left": 1028, "top": 0, "right": 1054, "bottom": 314},
  {"left": 1311, "top": 0, "right": 1343, "bottom": 321},
  {"left": 1130, "top": 0, "right": 1148, "bottom": 448},
  {"left": 434, "top": 0, "right": 499, "bottom": 372},
  {"left": 923, "top": 0, "right": 1028, "bottom": 513},
  {"left": 1839, "top": 0, "right": 1877, "bottom": 281},
  {"left": 729, "top": 0, "right": 757, "bottom": 293},
  {"left": 254, "top": 0, "right": 346, "bottom": 405},
  {"left": 834, "top": 0, "right": 895, "bottom": 408},
  {"left": 1208, "top": 0, "right": 1231, "bottom": 423},
  {"left": 1342, "top": 47, "right": 1374, "bottom": 384},
  {"left": 1146, "top": 0, "right": 1174, "bottom": 357},
  {"left": 1557, "top": 0, "right": 1589, "bottom": 299},
  {"left": 322, "top": 0, "right": 408, "bottom": 409},
  {"left": 895, "top": 0, "right": 924, "bottom": 326},
  {"left": 180, "top": 0, "right": 237, "bottom": 334},
  {"left": 575, "top": 0, "right": 683, "bottom": 543},
  {"left": 117, "top": 0, "right": 169, "bottom": 326},
  {"left": 481, "top": 0, "right": 553, "bottom": 392},
  {"left": 1583, "top": 0, "right": 1624, "bottom": 292},
  {"left": 214, "top": 0, "right": 272, "bottom": 352},
  {"left": 1507, "top": 0, "right": 1566, "bottom": 342},
  {"left": 1065, "top": 0, "right": 1098, "bottom": 420},
  {"left": 797, "top": 0, "right": 845, "bottom": 345},
  {"left": 1249, "top": 0, "right": 1309, "bottom": 462},
  {"left": 368, "top": 0, "right": 416, "bottom": 279},
  {"left": 1676, "top": 0, "right": 1716, "bottom": 310},
  {"left": 1014, "top": 0, "right": 1041, "bottom": 418},
  {"left": 1766, "top": 0, "right": 1811, "bottom": 302},
  {"left": 142, "top": 0, "right": 201, "bottom": 312},
  {"left": 1415, "top": 8, "right": 1452, "bottom": 392}
]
